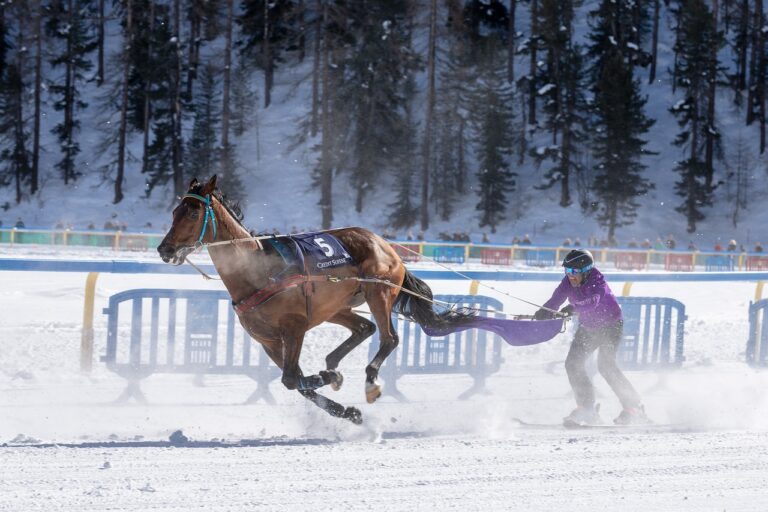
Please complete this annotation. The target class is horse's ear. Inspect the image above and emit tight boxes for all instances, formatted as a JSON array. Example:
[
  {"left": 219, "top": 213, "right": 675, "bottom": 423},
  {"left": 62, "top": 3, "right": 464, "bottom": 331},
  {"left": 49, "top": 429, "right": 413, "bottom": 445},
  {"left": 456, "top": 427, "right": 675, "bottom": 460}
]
[
  {"left": 188, "top": 178, "right": 199, "bottom": 190},
  {"left": 202, "top": 175, "right": 217, "bottom": 195}
]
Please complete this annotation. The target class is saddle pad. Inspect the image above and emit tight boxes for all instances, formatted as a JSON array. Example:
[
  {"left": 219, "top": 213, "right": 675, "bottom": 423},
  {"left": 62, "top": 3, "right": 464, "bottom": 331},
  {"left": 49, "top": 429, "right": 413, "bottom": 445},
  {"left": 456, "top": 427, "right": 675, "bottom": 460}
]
[{"left": 290, "top": 232, "right": 355, "bottom": 271}]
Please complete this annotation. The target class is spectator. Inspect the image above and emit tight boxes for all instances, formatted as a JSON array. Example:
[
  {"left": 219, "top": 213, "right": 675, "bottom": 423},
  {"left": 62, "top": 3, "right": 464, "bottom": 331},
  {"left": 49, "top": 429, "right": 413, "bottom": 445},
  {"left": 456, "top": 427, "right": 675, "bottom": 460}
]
[
  {"left": 573, "top": 237, "right": 582, "bottom": 247},
  {"left": 754, "top": 242, "right": 764, "bottom": 253},
  {"left": 727, "top": 239, "right": 738, "bottom": 252},
  {"left": 104, "top": 220, "right": 116, "bottom": 230},
  {"left": 654, "top": 237, "right": 665, "bottom": 251},
  {"left": 406, "top": 230, "right": 414, "bottom": 241},
  {"left": 417, "top": 231, "right": 424, "bottom": 241},
  {"left": 687, "top": 241, "right": 697, "bottom": 251},
  {"left": 482, "top": 232, "right": 490, "bottom": 244},
  {"left": 511, "top": 236, "right": 521, "bottom": 245},
  {"left": 608, "top": 235, "right": 619, "bottom": 248},
  {"left": 641, "top": 238, "right": 652, "bottom": 249},
  {"left": 87, "top": 222, "right": 95, "bottom": 230},
  {"left": 713, "top": 240, "right": 723, "bottom": 251},
  {"left": 14, "top": 217, "right": 25, "bottom": 229},
  {"left": 627, "top": 237, "right": 638, "bottom": 248},
  {"left": 562, "top": 237, "right": 572, "bottom": 247},
  {"left": 521, "top": 234, "right": 532, "bottom": 245},
  {"left": 665, "top": 234, "right": 676, "bottom": 250}
]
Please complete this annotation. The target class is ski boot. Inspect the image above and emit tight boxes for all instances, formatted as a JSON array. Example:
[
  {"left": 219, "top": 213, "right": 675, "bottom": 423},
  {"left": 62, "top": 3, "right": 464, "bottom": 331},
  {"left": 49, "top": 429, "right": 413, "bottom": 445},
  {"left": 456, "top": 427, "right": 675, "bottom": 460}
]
[
  {"left": 563, "top": 404, "right": 602, "bottom": 427},
  {"left": 613, "top": 405, "right": 652, "bottom": 426}
]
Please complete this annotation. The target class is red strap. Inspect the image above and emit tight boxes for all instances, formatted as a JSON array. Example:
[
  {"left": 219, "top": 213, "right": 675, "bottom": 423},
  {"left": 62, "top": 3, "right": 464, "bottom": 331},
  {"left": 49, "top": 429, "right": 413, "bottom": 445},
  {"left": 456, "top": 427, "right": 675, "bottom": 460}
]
[{"left": 233, "top": 274, "right": 306, "bottom": 315}]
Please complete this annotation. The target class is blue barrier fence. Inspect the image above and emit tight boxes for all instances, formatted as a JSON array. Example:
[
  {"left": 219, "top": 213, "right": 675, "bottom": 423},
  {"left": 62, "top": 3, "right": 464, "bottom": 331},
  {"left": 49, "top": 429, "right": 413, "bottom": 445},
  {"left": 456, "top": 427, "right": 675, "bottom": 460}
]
[
  {"left": 102, "top": 289, "right": 281, "bottom": 404},
  {"left": 615, "top": 297, "right": 686, "bottom": 369},
  {"left": 747, "top": 299, "right": 768, "bottom": 367},
  {"left": 368, "top": 295, "right": 506, "bottom": 401}
]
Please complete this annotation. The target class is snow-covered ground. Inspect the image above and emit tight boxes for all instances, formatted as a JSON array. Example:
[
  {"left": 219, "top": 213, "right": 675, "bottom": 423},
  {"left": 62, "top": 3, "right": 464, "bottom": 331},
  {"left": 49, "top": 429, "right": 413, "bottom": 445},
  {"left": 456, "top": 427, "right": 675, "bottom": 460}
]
[{"left": 2, "top": 248, "right": 768, "bottom": 511}]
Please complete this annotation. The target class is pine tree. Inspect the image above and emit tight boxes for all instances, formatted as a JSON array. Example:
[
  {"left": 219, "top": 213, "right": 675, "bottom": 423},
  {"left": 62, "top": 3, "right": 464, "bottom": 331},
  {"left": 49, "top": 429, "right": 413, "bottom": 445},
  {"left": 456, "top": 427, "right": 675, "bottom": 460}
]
[
  {"left": 186, "top": 63, "right": 220, "bottom": 181},
  {"left": 138, "top": 3, "right": 182, "bottom": 196},
  {"left": 669, "top": 0, "right": 722, "bottom": 232},
  {"left": 532, "top": 0, "right": 587, "bottom": 207},
  {"left": 239, "top": 0, "right": 300, "bottom": 107},
  {"left": 588, "top": 0, "right": 656, "bottom": 239},
  {"left": 338, "top": 0, "right": 420, "bottom": 213},
  {"left": 469, "top": 38, "right": 517, "bottom": 233},
  {"left": 47, "top": 0, "right": 98, "bottom": 185}
]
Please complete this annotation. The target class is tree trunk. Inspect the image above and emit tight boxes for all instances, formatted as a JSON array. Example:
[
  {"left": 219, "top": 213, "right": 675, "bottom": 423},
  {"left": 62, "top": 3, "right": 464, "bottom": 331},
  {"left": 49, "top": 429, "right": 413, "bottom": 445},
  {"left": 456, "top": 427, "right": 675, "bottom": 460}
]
[
  {"left": 319, "top": 2, "right": 332, "bottom": 229},
  {"left": 757, "top": 0, "right": 766, "bottom": 152},
  {"left": 420, "top": 0, "right": 437, "bottom": 231},
  {"left": 221, "top": 0, "right": 233, "bottom": 180},
  {"left": 31, "top": 0, "right": 42, "bottom": 194},
  {"left": 736, "top": 0, "right": 748, "bottom": 92},
  {"left": 172, "top": 0, "right": 183, "bottom": 197},
  {"left": 186, "top": 8, "right": 200, "bottom": 97},
  {"left": 97, "top": 0, "right": 105, "bottom": 85},
  {"left": 310, "top": 0, "right": 321, "bottom": 136},
  {"left": 528, "top": 0, "right": 538, "bottom": 125},
  {"left": 747, "top": 0, "right": 759, "bottom": 125},
  {"left": 508, "top": 0, "right": 516, "bottom": 83},
  {"left": 142, "top": 0, "right": 155, "bottom": 175},
  {"left": 705, "top": 0, "right": 718, "bottom": 186},
  {"left": 64, "top": 0, "right": 74, "bottom": 184},
  {"left": 649, "top": 0, "right": 659, "bottom": 83},
  {"left": 263, "top": 0, "right": 272, "bottom": 108},
  {"left": 115, "top": 0, "right": 132, "bottom": 204}
]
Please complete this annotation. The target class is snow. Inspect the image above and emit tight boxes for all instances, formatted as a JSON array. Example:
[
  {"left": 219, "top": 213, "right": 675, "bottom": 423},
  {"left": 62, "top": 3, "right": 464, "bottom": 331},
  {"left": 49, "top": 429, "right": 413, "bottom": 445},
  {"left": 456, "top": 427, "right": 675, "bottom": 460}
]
[{"left": 1, "top": 245, "right": 768, "bottom": 510}]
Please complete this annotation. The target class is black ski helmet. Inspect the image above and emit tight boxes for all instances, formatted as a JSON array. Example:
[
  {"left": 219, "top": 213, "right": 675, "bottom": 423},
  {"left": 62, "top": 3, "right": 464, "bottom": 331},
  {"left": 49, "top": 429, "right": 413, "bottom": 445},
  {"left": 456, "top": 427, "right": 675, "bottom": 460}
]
[{"left": 562, "top": 249, "right": 594, "bottom": 272}]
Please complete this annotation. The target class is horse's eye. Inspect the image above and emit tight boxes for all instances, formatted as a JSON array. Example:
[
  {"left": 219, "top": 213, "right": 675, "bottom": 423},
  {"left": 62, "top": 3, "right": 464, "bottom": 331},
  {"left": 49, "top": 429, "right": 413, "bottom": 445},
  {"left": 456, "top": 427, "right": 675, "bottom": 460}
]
[{"left": 188, "top": 209, "right": 200, "bottom": 220}]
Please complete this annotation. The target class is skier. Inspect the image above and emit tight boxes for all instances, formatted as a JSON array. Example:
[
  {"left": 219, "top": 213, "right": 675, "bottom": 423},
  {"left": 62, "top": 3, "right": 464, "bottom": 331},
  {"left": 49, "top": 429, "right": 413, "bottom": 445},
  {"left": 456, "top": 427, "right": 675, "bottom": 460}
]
[{"left": 534, "top": 249, "right": 650, "bottom": 426}]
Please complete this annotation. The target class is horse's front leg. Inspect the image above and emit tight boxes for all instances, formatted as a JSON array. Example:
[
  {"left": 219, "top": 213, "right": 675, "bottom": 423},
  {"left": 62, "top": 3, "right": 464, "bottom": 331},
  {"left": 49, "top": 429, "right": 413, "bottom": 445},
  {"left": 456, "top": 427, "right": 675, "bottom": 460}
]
[{"left": 278, "top": 322, "right": 361, "bottom": 424}]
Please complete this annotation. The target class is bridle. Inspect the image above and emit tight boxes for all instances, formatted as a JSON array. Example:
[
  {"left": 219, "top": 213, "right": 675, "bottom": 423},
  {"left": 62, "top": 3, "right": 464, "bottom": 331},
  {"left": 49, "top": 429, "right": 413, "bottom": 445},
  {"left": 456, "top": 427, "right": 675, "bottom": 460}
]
[{"left": 183, "top": 193, "right": 217, "bottom": 244}]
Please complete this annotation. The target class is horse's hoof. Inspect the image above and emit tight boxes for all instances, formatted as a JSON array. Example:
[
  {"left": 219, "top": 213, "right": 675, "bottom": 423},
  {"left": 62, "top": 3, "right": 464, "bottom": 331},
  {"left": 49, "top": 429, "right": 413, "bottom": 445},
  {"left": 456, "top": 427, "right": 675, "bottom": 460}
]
[
  {"left": 365, "top": 382, "right": 382, "bottom": 404},
  {"left": 329, "top": 370, "right": 343, "bottom": 391},
  {"left": 344, "top": 406, "right": 363, "bottom": 425}
]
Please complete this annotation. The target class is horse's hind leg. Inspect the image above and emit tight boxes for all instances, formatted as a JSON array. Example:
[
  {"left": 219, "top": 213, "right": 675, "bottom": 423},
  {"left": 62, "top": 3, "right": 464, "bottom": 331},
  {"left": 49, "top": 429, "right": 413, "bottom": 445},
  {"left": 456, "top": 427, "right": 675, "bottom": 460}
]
[
  {"left": 324, "top": 309, "right": 376, "bottom": 390},
  {"left": 364, "top": 287, "right": 400, "bottom": 404}
]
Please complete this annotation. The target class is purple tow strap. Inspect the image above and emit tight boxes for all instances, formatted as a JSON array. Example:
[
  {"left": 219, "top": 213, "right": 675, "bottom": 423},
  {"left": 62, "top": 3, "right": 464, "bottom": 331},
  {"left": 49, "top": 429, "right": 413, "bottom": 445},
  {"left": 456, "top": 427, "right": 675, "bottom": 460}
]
[{"left": 421, "top": 317, "right": 564, "bottom": 347}]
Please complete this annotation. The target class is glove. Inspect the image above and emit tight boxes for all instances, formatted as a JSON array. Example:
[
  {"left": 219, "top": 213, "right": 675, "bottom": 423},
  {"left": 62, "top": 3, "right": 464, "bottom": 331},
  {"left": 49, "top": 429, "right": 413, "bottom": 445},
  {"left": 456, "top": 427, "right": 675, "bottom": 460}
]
[
  {"left": 534, "top": 308, "right": 555, "bottom": 321},
  {"left": 559, "top": 304, "right": 575, "bottom": 317}
]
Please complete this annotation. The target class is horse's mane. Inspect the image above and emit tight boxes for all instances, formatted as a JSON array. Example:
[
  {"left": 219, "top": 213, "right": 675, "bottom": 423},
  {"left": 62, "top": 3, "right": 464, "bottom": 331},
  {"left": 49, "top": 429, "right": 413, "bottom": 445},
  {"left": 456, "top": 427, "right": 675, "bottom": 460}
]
[
  {"left": 188, "top": 182, "right": 249, "bottom": 232},
  {"left": 190, "top": 182, "right": 280, "bottom": 238}
]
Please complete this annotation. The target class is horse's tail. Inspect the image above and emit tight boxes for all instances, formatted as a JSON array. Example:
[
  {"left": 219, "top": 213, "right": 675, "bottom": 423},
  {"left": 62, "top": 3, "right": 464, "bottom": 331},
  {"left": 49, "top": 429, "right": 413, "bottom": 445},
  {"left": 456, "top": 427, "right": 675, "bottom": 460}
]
[{"left": 392, "top": 270, "right": 476, "bottom": 329}]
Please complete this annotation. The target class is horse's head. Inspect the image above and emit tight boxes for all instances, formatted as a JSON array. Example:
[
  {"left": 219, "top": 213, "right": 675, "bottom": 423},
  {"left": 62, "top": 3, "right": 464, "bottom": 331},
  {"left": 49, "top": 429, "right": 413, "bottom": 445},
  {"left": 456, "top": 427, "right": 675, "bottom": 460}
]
[{"left": 157, "top": 175, "right": 218, "bottom": 265}]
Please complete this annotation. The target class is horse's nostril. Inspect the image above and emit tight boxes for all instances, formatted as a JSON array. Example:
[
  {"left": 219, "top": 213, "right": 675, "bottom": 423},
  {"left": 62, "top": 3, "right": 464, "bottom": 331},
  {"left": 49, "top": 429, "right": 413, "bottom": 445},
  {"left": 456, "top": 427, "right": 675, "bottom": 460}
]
[{"left": 157, "top": 244, "right": 173, "bottom": 257}]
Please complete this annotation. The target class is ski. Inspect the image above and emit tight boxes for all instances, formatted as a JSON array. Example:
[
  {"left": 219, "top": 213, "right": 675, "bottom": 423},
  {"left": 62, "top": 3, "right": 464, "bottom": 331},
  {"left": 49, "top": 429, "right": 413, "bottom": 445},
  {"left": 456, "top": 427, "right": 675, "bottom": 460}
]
[{"left": 513, "top": 418, "right": 688, "bottom": 431}]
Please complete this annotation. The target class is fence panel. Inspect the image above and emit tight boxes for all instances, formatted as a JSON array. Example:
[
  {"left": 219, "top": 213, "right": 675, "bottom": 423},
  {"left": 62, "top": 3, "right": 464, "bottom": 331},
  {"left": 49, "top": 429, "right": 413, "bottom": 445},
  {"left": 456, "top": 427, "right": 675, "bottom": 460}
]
[
  {"left": 615, "top": 297, "right": 686, "bottom": 369},
  {"left": 480, "top": 248, "right": 512, "bottom": 266},
  {"left": 747, "top": 299, "right": 768, "bottom": 367},
  {"left": 369, "top": 294, "right": 504, "bottom": 401},
  {"left": 664, "top": 253, "right": 694, "bottom": 271},
  {"left": 102, "top": 289, "right": 281, "bottom": 403},
  {"left": 614, "top": 251, "right": 647, "bottom": 271}
]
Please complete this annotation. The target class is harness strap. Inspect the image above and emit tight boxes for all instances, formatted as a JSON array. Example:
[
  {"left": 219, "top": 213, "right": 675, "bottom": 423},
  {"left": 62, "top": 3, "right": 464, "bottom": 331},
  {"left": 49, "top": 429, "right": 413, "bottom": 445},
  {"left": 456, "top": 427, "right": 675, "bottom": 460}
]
[{"left": 233, "top": 274, "right": 336, "bottom": 316}]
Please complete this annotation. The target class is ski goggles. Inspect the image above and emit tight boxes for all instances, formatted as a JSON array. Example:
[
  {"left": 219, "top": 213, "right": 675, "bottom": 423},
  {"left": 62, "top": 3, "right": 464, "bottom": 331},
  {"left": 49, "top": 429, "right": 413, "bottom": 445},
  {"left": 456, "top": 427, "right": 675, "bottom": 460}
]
[{"left": 564, "top": 264, "right": 593, "bottom": 275}]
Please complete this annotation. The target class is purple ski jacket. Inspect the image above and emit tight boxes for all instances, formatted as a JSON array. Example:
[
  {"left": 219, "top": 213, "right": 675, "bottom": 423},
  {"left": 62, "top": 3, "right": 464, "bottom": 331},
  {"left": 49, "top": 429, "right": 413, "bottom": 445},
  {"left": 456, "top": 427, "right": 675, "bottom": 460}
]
[{"left": 542, "top": 268, "right": 622, "bottom": 328}]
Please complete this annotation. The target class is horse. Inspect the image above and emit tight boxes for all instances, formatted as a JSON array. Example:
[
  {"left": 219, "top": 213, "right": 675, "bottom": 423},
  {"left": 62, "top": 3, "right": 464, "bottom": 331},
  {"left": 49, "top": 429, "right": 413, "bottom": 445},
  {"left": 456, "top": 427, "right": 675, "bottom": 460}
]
[{"left": 157, "top": 175, "right": 474, "bottom": 424}]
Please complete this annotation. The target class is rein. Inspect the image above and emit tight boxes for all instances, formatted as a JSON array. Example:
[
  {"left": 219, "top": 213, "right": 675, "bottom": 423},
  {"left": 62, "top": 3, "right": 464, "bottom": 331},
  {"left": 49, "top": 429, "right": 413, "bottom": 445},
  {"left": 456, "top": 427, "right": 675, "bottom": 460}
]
[{"left": 175, "top": 194, "right": 564, "bottom": 320}]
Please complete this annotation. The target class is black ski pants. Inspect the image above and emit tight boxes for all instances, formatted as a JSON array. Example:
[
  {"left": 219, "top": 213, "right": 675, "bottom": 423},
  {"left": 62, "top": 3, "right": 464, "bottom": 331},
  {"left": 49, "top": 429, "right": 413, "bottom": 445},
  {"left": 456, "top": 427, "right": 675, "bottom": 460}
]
[{"left": 565, "top": 321, "right": 641, "bottom": 410}]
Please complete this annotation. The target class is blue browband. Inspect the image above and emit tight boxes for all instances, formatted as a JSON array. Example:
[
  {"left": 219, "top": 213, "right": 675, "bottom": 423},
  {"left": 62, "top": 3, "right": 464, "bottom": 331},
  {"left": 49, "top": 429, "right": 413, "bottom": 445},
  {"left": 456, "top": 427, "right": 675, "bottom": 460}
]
[{"left": 183, "top": 193, "right": 217, "bottom": 243}]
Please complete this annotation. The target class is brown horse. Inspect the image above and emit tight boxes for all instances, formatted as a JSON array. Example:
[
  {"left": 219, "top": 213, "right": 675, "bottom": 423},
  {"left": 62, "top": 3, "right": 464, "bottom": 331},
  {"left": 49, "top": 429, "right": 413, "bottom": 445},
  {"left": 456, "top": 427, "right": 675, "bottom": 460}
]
[{"left": 157, "top": 175, "right": 473, "bottom": 424}]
